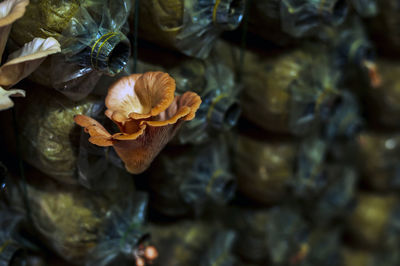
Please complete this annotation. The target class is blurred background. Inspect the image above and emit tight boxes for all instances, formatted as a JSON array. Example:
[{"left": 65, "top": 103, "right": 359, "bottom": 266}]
[{"left": 1, "top": 0, "right": 400, "bottom": 265}]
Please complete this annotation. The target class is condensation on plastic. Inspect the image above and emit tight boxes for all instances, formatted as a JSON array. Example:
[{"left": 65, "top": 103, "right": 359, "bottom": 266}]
[
  {"left": 12, "top": 0, "right": 132, "bottom": 101},
  {"left": 138, "top": 0, "right": 244, "bottom": 59},
  {"left": 86, "top": 193, "right": 150, "bottom": 266},
  {"left": 170, "top": 60, "right": 241, "bottom": 144},
  {"left": 149, "top": 138, "right": 235, "bottom": 216},
  {"left": 17, "top": 88, "right": 103, "bottom": 185},
  {"left": 281, "top": 0, "right": 348, "bottom": 37},
  {"left": 350, "top": 0, "right": 378, "bottom": 17},
  {"left": 6, "top": 169, "right": 138, "bottom": 264}
]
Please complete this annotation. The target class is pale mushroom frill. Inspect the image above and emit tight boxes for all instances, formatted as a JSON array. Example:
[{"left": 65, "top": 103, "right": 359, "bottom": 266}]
[
  {"left": 74, "top": 72, "right": 202, "bottom": 174},
  {"left": 0, "top": 0, "right": 61, "bottom": 111}
]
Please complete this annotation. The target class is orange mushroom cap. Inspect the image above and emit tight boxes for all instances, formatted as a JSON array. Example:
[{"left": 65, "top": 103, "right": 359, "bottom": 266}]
[{"left": 74, "top": 72, "right": 201, "bottom": 174}]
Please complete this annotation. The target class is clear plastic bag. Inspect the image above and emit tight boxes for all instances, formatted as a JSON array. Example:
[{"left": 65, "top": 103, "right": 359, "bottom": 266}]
[
  {"left": 0, "top": 203, "right": 46, "bottom": 266},
  {"left": 179, "top": 139, "right": 235, "bottom": 211},
  {"left": 249, "top": 0, "right": 348, "bottom": 42},
  {"left": 298, "top": 229, "right": 342, "bottom": 266},
  {"left": 239, "top": 47, "right": 341, "bottom": 136},
  {"left": 44, "top": 56, "right": 104, "bottom": 101},
  {"left": 6, "top": 168, "right": 147, "bottom": 265},
  {"left": 324, "top": 91, "right": 363, "bottom": 140},
  {"left": 11, "top": 0, "right": 132, "bottom": 100},
  {"left": 170, "top": 60, "right": 241, "bottom": 144},
  {"left": 13, "top": 83, "right": 137, "bottom": 190},
  {"left": 0, "top": 207, "right": 25, "bottom": 266},
  {"left": 322, "top": 17, "right": 380, "bottom": 88},
  {"left": 309, "top": 165, "right": 357, "bottom": 224},
  {"left": 265, "top": 208, "right": 309, "bottom": 265},
  {"left": 175, "top": 0, "right": 244, "bottom": 58},
  {"left": 287, "top": 50, "right": 341, "bottom": 136},
  {"left": 280, "top": 0, "right": 348, "bottom": 37},
  {"left": 292, "top": 138, "right": 328, "bottom": 197},
  {"left": 76, "top": 120, "right": 129, "bottom": 190},
  {"left": 231, "top": 207, "right": 309, "bottom": 265},
  {"left": 327, "top": 18, "right": 370, "bottom": 65},
  {"left": 233, "top": 134, "right": 297, "bottom": 205},
  {"left": 149, "top": 138, "right": 235, "bottom": 216},
  {"left": 137, "top": 0, "right": 244, "bottom": 59},
  {"left": 230, "top": 209, "right": 270, "bottom": 264},
  {"left": 86, "top": 193, "right": 153, "bottom": 266},
  {"left": 150, "top": 221, "right": 235, "bottom": 266},
  {"left": 292, "top": 140, "right": 357, "bottom": 223},
  {"left": 16, "top": 87, "right": 103, "bottom": 185},
  {"left": 200, "top": 231, "right": 236, "bottom": 266}
]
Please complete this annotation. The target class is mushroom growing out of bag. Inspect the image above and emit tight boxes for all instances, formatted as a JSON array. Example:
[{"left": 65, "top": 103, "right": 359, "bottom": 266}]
[
  {"left": 0, "top": 0, "right": 61, "bottom": 111},
  {"left": 75, "top": 71, "right": 201, "bottom": 174}
]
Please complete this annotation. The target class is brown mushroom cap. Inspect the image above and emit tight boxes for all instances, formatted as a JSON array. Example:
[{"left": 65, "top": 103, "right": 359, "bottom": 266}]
[
  {"left": 0, "top": 0, "right": 29, "bottom": 59},
  {"left": 74, "top": 71, "right": 202, "bottom": 174},
  {"left": 105, "top": 72, "right": 176, "bottom": 122}
]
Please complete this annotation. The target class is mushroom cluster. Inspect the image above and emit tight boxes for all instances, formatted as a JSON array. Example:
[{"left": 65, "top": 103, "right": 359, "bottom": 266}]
[
  {"left": 75, "top": 71, "right": 201, "bottom": 174},
  {"left": 0, "top": 0, "right": 61, "bottom": 111}
]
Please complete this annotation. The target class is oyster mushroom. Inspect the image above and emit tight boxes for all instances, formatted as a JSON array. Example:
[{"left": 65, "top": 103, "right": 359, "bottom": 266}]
[
  {"left": 74, "top": 72, "right": 201, "bottom": 174},
  {"left": 0, "top": 0, "right": 61, "bottom": 111}
]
